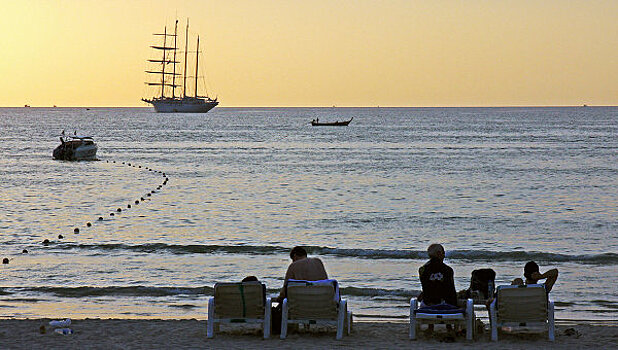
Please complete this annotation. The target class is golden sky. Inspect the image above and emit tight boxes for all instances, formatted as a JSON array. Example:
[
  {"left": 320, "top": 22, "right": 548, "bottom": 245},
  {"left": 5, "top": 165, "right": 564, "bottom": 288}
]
[{"left": 1, "top": 0, "right": 616, "bottom": 107}]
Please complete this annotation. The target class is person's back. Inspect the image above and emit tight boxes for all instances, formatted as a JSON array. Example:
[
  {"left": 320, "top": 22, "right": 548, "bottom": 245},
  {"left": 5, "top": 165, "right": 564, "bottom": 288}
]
[
  {"left": 418, "top": 244, "right": 457, "bottom": 306},
  {"left": 277, "top": 246, "right": 328, "bottom": 302},
  {"left": 284, "top": 257, "right": 328, "bottom": 281}
]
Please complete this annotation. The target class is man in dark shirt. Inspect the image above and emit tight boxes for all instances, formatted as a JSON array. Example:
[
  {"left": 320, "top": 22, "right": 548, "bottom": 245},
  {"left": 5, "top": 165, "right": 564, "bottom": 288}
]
[{"left": 418, "top": 243, "right": 457, "bottom": 306}]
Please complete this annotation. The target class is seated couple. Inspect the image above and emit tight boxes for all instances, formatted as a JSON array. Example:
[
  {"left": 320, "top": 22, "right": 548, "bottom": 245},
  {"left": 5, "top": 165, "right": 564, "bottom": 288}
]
[{"left": 418, "top": 243, "right": 559, "bottom": 307}]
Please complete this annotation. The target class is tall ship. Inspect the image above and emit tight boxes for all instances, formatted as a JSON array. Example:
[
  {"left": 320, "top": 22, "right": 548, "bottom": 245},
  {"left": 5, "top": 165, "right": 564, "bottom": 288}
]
[{"left": 142, "top": 19, "right": 218, "bottom": 113}]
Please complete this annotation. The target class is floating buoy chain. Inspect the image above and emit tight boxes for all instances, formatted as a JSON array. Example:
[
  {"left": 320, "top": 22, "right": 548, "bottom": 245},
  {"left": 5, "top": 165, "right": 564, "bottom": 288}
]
[{"left": 4, "top": 159, "right": 170, "bottom": 263}]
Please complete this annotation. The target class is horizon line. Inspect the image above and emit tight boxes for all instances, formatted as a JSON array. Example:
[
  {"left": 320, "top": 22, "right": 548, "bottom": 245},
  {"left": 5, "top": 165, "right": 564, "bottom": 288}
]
[{"left": 2, "top": 104, "right": 615, "bottom": 108}]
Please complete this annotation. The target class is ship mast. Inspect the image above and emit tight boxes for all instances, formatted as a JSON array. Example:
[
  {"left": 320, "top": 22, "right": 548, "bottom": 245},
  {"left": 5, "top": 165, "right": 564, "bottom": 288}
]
[
  {"left": 172, "top": 20, "right": 178, "bottom": 99},
  {"left": 195, "top": 35, "right": 199, "bottom": 98},
  {"left": 183, "top": 19, "right": 189, "bottom": 99},
  {"left": 161, "top": 26, "right": 167, "bottom": 98}
]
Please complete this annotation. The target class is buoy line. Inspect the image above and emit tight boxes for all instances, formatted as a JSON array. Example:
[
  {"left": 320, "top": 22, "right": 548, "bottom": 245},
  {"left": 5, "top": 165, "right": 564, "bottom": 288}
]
[{"left": 4, "top": 159, "right": 170, "bottom": 264}]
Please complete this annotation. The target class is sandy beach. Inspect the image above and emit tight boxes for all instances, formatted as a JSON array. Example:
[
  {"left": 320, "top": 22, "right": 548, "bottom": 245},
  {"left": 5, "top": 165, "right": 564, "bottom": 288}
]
[{"left": 2, "top": 319, "right": 615, "bottom": 349}]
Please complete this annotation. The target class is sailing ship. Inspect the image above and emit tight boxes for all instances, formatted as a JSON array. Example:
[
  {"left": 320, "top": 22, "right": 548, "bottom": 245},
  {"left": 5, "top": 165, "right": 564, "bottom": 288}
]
[{"left": 142, "top": 19, "right": 218, "bottom": 113}]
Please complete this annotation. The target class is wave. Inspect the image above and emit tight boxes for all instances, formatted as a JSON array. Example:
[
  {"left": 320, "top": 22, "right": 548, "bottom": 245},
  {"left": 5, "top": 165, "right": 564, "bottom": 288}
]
[
  {"left": 2, "top": 285, "right": 420, "bottom": 299},
  {"left": 48, "top": 243, "right": 618, "bottom": 264}
]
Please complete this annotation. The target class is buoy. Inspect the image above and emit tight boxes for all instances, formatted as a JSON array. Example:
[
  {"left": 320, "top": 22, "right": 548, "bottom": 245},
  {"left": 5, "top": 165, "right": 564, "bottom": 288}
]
[
  {"left": 128, "top": 163, "right": 131, "bottom": 166},
  {"left": 117, "top": 208, "right": 122, "bottom": 212},
  {"left": 135, "top": 200, "right": 139, "bottom": 204},
  {"left": 122, "top": 162, "right": 125, "bottom": 164},
  {"left": 74, "top": 228, "right": 79, "bottom": 234},
  {"left": 2, "top": 258, "right": 9, "bottom": 264},
  {"left": 43, "top": 239, "right": 50, "bottom": 245},
  {"left": 22, "top": 249, "right": 28, "bottom": 254},
  {"left": 110, "top": 213, "right": 115, "bottom": 216},
  {"left": 98, "top": 217, "right": 103, "bottom": 221},
  {"left": 86, "top": 222, "right": 92, "bottom": 227},
  {"left": 147, "top": 193, "right": 151, "bottom": 197},
  {"left": 127, "top": 204, "right": 132, "bottom": 208},
  {"left": 138, "top": 166, "right": 141, "bottom": 168},
  {"left": 58, "top": 234, "right": 64, "bottom": 239}
]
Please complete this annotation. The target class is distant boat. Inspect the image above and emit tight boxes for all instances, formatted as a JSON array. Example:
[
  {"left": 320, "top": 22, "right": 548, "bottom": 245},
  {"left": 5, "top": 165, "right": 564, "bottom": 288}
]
[
  {"left": 24, "top": 105, "right": 30, "bottom": 108},
  {"left": 142, "top": 19, "right": 218, "bottom": 113},
  {"left": 311, "top": 117, "right": 353, "bottom": 126},
  {"left": 583, "top": 104, "right": 588, "bottom": 107},
  {"left": 53, "top": 132, "right": 98, "bottom": 161}
]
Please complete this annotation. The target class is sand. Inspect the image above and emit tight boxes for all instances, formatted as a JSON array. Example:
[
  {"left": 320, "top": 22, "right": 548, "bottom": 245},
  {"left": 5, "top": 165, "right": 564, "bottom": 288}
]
[{"left": 0, "top": 319, "right": 616, "bottom": 349}]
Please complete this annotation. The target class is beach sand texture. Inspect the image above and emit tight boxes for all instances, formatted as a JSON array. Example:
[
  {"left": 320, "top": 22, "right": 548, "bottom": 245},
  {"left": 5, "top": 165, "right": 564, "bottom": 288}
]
[{"left": 3, "top": 319, "right": 616, "bottom": 349}]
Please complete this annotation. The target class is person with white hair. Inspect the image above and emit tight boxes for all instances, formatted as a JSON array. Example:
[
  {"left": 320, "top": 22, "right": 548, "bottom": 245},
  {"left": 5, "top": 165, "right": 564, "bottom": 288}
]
[{"left": 418, "top": 243, "right": 457, "bottom": 306}]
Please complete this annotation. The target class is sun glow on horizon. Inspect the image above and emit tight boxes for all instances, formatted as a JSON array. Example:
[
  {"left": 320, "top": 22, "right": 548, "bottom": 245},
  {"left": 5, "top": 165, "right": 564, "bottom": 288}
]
[{"left": 1, "top": 0, "right": 616, "bottom": 107}]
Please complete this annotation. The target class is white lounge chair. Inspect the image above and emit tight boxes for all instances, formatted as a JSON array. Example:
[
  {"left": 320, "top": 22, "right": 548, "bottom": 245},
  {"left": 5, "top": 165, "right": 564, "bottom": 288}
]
[
  {"left": 489, "top": 284, "right": 555, "bottom": 341},
  {"left": 207, "top": 281, "right": 272, "bottom": 339},
  {"left": 409, "top": 298, "right": 474, "bottom": 341},
  {"left": 280, "top": 279, "right": 351, "bottom": 340}
]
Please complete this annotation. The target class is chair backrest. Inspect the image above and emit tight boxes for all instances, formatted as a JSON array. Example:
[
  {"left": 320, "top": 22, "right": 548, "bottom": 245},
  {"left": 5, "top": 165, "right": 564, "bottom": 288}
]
[
  {"left": 213, "top": 282, "right": 266, "bottom": 319},
  {"left": 496, "top": 284, "right": 548, "bottom": 323},
  {"left": 286, "top": 280, "right": 339, "bottom": 320}
]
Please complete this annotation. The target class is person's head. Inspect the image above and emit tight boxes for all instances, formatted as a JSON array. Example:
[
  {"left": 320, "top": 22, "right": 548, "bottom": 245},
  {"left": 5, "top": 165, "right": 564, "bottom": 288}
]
[
  {"left": 511, "top": 278, "right": 524, "bottom": 286},
  {"left": 524, "top": 261, "right": 540, "bottom": 281},
  {"left": 242, "top": 276, "right": 259, "bottom": 282},
  {"left": 290, "top": 246, "right": 308, "bottom": 261},
  {"left": 427, "top": 244, "right": 445, "bottom": 261}
]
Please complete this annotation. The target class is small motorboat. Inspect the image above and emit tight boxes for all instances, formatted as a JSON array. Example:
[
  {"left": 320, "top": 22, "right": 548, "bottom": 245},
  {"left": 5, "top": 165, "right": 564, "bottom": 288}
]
[
  {"left": 311, "top": 117, "right": 353, "bottom": 126},
  {"left": 53, "top": 133, "right": 98, "bottom": 161}
]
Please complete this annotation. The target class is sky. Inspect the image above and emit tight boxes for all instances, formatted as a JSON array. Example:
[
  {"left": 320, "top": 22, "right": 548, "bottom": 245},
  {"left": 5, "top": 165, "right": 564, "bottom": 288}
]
[{"left": 1, "top": 0, "right": 616, "bottom": 107}]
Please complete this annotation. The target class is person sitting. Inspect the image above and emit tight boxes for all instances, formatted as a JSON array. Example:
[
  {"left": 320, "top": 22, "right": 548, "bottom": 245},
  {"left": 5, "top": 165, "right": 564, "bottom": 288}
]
[
  {"left": 418, "top": 243, "right": 457, "bottom": 306},
  {"left": 272, "top": 246, "right": 329, "bottom": 334},
  {"left": 522, "top": 261, "right": 559, "bottom": 293},
  {"left": 276, "top": 246, "right": 328, "bottom": 302}
]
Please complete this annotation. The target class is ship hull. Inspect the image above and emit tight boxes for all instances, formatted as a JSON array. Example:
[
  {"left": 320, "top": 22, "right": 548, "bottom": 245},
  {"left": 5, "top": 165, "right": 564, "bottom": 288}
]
[
  {"left": 53, "top": 143, "right": 98, "bottom": 161},
  {"left": 144, "top": 98, "right": 219, "bottom": 113}
]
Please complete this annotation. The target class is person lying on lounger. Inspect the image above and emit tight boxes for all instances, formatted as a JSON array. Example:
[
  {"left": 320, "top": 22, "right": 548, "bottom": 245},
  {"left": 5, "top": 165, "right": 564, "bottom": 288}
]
[{"left": 521, "top": 261, "right": 559, "bottom": 293}]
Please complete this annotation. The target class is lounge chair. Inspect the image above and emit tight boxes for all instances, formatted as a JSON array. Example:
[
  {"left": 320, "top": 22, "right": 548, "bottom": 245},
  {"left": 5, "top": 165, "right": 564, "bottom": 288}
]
[
  {"left": 207, "top": 281, "right": 272, "bottom": 339},
  {"left": 489, "top": 284, "right": 555, "bottom": 341},
  {"left": 409, "top": 298, "right": 474, "bottom": 340},
  {"left": 280, "top": 279, "right": 351, "bottom": 340}
]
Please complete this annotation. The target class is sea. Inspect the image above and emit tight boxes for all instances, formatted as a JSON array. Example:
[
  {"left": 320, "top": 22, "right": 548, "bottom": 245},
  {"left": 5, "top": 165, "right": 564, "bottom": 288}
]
[{"left": 0, "top": 107, "right": 616, "bottom": 323}]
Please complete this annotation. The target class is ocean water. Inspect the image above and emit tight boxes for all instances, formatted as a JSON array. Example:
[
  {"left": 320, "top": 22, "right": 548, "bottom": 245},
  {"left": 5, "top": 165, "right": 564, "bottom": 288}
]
[{"left": 0, "top": 106, "right": 616, "bottom": 322}]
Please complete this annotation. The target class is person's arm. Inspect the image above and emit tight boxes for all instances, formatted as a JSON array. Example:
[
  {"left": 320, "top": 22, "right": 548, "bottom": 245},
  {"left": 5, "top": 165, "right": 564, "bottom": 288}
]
[
  {"left": 540, "top": 268, "right": 558, "bottom": 292},
  {"left": 317, "top": 258, "right": 328, "bottom": 279},
  {"left": 530, "top": 268, "right": 558, "bottom": 291}
]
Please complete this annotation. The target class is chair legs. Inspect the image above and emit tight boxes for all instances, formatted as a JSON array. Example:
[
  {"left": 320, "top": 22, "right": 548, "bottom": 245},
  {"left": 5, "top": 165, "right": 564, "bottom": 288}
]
[
  {"left": 409, "top": 298, "right": 418, "bottom": 340},
  {"left": 336, "top": 299, "right": 347, "bottom": 340},
  {"left": 465, "top": 298, "right": 474, "bottom": 341},
  {"left": 280, "top": 298, "right": 289, "bottom": 339},
  {"left": 264, "top": 297, "right": 272, "bottom": 339},
  {"left": 490, "top": 299, "right": 498, "bottom": 341},
  {"left": 548, "top": 300, "right": 555, "bottom": 342},
  {"left": 207, "top": 297, "right": 215, "bottom": 338},
  {"left": 410, "top": 298, "right": 474, "bottom": 341}
]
